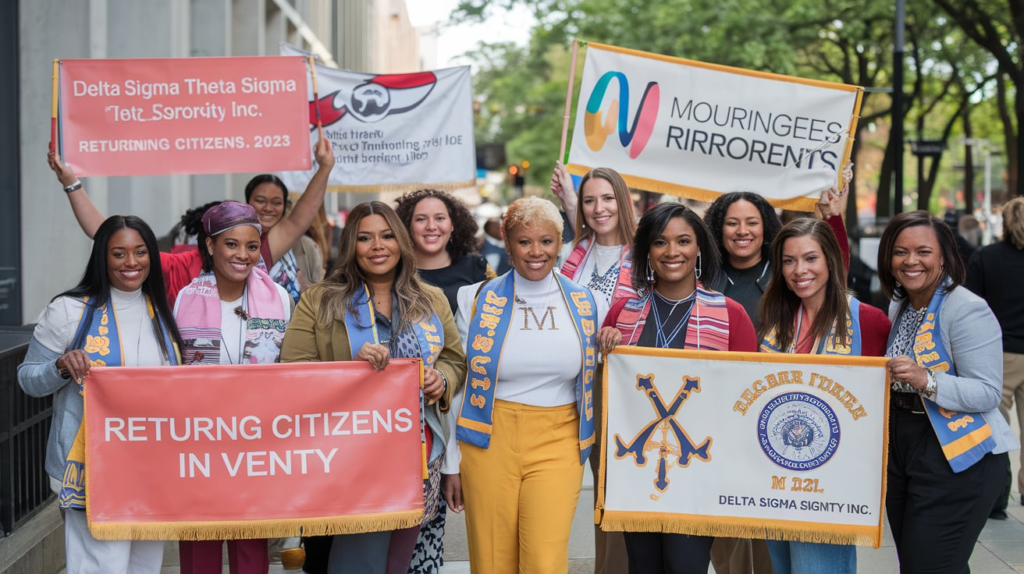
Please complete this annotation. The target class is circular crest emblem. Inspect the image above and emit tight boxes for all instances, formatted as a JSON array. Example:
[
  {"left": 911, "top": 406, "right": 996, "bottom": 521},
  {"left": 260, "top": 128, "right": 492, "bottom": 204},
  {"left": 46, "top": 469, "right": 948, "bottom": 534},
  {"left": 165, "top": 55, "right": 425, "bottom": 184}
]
[{"left": 757, "top": 392, "right": 840, "bottom": 471}]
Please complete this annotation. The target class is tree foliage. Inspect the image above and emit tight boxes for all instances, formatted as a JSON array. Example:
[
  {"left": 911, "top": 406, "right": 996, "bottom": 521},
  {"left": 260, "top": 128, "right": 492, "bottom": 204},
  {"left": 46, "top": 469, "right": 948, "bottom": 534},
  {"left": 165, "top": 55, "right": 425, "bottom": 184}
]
[{"left": 456, "top": 0, "right": 1021, "bottom": 215}]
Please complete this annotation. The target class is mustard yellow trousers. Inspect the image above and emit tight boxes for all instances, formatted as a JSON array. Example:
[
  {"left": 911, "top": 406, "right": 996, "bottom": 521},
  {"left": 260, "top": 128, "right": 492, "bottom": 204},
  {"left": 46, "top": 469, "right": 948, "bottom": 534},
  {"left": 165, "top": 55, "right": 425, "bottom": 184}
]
[{"left": 461, "top": 400, "right": 584, "bottom": 574}]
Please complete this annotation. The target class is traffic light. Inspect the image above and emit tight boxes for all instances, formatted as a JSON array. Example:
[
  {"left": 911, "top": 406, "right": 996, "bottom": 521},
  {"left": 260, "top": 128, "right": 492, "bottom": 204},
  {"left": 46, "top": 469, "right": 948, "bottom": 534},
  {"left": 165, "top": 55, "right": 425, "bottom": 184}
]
[{"left": 508, "top": 164, "right": 525, "bottom": 189}]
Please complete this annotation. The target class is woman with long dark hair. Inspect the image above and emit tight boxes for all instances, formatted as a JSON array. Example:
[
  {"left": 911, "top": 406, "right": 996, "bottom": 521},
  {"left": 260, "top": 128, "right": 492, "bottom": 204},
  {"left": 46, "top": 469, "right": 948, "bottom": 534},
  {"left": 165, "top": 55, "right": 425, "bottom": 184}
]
[
  {"left": 756, "top": 218, "right": 890, "bottom": 574},
  {"left": 19, "top": 215, "right": 183, "bottom": 574},
  {"left": 703, "top": 187, "right": 849, "bottom": 331},
  {"left": 597, "top": 202, "right": 757, "bottom": 574},
  {"left": 880, "top": 211, "right": 1017, "bottom": 571},
  {"left": 173, "top": 202, "right": 293, "bottom": 573},
  {"left": 280, "top": 201, "right": 466, "bottom": 574}
]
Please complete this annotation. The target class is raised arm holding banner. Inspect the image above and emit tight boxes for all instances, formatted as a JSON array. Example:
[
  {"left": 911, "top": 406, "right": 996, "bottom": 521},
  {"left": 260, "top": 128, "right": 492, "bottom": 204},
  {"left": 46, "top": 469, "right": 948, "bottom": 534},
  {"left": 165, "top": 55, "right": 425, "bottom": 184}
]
[{"left": 565, "top": 42, "right": 863, "bottom": 211}]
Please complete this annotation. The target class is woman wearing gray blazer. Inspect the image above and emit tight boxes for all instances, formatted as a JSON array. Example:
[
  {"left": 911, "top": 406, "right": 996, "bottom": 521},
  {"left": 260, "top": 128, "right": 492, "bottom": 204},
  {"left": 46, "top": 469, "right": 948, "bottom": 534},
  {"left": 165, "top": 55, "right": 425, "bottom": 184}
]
[{"left": 879, "top": 210, "right": 1017, "bottom": 573}]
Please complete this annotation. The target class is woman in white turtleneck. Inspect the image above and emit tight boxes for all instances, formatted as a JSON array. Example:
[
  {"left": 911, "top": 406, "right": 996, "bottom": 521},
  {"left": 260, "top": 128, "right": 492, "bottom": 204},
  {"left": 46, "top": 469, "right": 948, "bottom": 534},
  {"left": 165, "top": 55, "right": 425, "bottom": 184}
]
[{"left": 441, "top": 197, "right": 603, "bottom": 574}]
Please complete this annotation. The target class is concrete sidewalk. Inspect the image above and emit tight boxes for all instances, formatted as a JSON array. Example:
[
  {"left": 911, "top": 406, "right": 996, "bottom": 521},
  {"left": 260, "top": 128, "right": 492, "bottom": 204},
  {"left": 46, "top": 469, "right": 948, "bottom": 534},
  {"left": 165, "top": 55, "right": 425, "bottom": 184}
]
[
  {"left": 438, "top": 474, "right": 1024, "bottom": 573},
  {"left": 440, "top": 414, "right": 1024, "bottom": 574}
]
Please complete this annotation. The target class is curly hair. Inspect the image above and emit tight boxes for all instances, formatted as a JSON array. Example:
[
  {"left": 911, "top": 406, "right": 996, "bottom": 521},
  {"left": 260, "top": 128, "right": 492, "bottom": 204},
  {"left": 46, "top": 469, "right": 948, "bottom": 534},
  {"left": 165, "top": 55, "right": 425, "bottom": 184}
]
[
  {"left": 1003, "top": 196, "right": 1024, "bottom": 250},
  {"left": 703, "top": 192, "right": 782, "bottom": 267},
  {"left": 394, "top": 189, "right": 480, "bottom": 262},
  {"left": 503, "top": 196, "right": 564, "bottom": 248}
]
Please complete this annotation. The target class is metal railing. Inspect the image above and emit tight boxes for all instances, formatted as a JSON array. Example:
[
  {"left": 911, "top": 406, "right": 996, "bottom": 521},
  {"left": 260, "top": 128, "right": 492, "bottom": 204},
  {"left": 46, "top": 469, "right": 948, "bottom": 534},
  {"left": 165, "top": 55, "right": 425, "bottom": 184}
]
[{"left": 0, "top": 327, "right": 53, "bottom": 537}]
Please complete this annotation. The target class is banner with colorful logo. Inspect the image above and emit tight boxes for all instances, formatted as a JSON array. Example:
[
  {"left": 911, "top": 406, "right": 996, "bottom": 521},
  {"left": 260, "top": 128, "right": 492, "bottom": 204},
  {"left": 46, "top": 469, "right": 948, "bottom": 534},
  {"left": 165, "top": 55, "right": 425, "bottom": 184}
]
[
  {"left": 84, "top": 361, "right": 425, "bottom": 540},
  {"left": 277, "top": 46, "right": 476, "bottom": 193},
  {"left": 56, "top": 56, "right": 311, "bottom": 177},
  {"left": 567, "top": 43, "right": 863, "bottom": 210},
  {"left": 597, "top": 347, "right": 889, "bottom": 547}
]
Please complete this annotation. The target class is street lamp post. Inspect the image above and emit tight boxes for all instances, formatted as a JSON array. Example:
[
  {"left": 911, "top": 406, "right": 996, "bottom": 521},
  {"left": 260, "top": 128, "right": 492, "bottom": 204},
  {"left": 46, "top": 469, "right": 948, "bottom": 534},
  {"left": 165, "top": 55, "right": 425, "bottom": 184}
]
[{"left": 893, "top": 0, "right": 905, "bottom": 214}]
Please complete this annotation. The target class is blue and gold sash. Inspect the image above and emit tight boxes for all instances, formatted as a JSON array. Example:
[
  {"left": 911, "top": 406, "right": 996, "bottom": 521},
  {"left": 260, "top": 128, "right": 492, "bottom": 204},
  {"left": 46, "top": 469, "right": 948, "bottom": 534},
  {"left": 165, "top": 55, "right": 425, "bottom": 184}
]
[
  {"left": 343, "top": 284, "right": 444, "bottom": 366},
  {"left": 344, "top": 284, "right": 444, "bottom": 477},
  {"left": 456, "top": 272, "right": 598, "bottom": 463},
  {"left": 914, "top": 287, "right": 995, "bottom": 473},
  {"left": 760, "top": 296, "right": 863, "bottom": 356},
  {"left": 59, "top": 296, "right": 179, "bottom": 510}
]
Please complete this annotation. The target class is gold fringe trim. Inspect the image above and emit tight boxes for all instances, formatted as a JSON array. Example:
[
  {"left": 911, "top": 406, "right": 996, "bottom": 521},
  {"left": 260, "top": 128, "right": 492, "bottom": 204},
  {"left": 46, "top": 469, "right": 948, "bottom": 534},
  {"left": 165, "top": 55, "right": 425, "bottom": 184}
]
[
  {"left": 323, "top": 179, "right": 477, "bottom": 194},
  {"left": 585, "top": 42, "right": 861, "bottom": 93},
  {"left": 565, "top": 164, "right": 821, "bottom": 212},
  {"left": 88, "top": 510, "right": 424, "bottom": 541},
  {"left": 599, "top": 511, "right": 882, "bottom": 548}
]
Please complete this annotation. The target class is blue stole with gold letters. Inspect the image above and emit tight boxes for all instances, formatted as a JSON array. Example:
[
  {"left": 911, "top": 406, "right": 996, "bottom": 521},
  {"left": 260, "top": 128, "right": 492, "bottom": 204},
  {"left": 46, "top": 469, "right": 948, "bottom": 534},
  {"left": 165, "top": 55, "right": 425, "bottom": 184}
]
[
  {"left": 344, "top": 284, "right": 444, "bottom": 366},
  {"left": 344, "top": 284, "right": 444, "bottom": 478},
  {"left": 760, "top": 296, "right": 863, "bottom": 356},
  {"left": 457, "top": 272, "right": 597, "bottom": 463},
  {"left": 914, "top": 286, "right": 995, "bottom": 473},
  {"left": 60, "top": 295, "right": 179, "bottom": 510}
]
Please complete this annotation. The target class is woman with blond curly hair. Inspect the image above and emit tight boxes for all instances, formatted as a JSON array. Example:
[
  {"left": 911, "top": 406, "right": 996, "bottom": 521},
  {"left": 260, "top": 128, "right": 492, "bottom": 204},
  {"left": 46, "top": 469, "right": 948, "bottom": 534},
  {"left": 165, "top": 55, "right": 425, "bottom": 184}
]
[{"left": 444, "top": 197, "right": 601, "bottom": 574}]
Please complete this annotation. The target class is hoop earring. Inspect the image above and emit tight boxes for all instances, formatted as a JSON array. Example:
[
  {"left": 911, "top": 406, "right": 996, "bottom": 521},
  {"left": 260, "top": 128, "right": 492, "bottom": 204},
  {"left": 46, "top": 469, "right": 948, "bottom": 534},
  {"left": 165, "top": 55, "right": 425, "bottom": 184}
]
[
  {"left": 646, "top": 260, "right": 655, "bottom": 283},
  {"left": 695, "top": 252, "right": 702, "bottom": 281}
]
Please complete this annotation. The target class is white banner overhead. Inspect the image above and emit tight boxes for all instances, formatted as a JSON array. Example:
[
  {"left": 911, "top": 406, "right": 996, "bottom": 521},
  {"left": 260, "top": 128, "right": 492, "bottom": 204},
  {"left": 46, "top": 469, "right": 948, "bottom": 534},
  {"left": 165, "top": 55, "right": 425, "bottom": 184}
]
[
  {"left": 597, "top": 347, "right": 890, "bottom": 547},
  {"left": 278, "top": 46, "right": 476, "bottom": 193},
  {"left": 567, "top": 43, "right": 863, "bottom": 210}
]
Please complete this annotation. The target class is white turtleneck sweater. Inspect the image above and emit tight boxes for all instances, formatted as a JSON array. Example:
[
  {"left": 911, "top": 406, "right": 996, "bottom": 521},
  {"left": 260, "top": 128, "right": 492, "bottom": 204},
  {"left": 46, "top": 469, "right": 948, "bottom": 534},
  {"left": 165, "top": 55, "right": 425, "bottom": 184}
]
[
  {"left": 444, "top": 270, "right": 584, "bottom": 473},
  {"left": 34, "top": 287, "right": 167, "bottom": 367}
]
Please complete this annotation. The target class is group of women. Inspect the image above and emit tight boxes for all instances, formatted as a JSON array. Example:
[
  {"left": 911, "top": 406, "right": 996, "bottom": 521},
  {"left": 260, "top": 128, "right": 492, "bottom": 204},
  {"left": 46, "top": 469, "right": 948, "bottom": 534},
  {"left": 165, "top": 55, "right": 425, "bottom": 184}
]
[{"left": 18, "top": 146, "right": 1016, "bottom": 574}]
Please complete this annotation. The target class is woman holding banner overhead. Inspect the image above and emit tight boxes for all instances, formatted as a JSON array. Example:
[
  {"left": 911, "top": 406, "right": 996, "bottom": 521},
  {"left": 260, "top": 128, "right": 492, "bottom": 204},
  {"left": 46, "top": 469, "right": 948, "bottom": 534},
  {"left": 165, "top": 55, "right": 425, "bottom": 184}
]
[
  {"left": 551, "top": 162, "right": 638, "bottom": 317},
  {"left": 444, "top": 196, "right": 598, "bottom": 574},
  {"left": 172, "top": 201, "right": 293, "bottom": 574},
  {"left": 279, "top": 201, "right": 465, "bottom": 574},
  {"left": 18, "top": 215, "right": 183, "bottom": 574},
  {"left": 597, "top": 201, "right": 757, "bottom": 574},
  {"left": 756, "top": 218, "right": 891, "bottom": 574},
  {"left": 47, "top": 137, "right": 334, "bottom": 305},
  {"left": 551, "top": 161, "right": 636, "bottom": 574},
  {"left": 879, "top": 211, "right": 1017, "bottom": 572}
]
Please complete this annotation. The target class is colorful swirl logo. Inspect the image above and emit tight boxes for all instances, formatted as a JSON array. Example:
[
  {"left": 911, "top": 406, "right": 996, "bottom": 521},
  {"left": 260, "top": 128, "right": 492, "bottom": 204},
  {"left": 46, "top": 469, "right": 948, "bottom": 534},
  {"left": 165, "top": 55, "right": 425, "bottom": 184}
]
[{"left": 584, "top": 72, "right": 660, "bottom": 159}]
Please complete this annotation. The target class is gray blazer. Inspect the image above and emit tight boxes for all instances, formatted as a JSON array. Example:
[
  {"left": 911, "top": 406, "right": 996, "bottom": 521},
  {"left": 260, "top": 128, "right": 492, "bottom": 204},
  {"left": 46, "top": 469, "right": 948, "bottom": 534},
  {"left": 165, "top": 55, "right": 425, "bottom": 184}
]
[
  {"left": 887, "top": 285, "right": 1018, "bottom": 455},
  {"left": 18, "top": 341, "right": 82, "bottom": 481}
]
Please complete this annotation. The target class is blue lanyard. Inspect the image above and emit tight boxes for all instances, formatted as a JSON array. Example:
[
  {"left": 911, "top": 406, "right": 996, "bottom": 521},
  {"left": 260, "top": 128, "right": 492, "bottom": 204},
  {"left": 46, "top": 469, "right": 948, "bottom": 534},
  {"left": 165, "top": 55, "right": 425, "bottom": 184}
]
[{"left": 651, "top": 291, "right": 695, "bottom": 349}]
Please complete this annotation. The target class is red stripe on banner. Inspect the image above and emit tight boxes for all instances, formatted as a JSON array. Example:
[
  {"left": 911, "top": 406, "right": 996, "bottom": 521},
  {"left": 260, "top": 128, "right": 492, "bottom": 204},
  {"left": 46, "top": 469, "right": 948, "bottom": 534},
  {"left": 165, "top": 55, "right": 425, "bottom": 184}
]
[{"left": 372, "top": 72, "right": 437, "bottom": 89}]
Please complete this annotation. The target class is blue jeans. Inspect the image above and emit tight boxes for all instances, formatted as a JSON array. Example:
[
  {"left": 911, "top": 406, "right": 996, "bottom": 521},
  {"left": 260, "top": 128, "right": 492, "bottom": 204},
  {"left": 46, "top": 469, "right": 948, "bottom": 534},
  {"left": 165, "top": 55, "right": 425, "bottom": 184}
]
[{"left": 765, "top": 540, "right": 855, "bottom": 574}]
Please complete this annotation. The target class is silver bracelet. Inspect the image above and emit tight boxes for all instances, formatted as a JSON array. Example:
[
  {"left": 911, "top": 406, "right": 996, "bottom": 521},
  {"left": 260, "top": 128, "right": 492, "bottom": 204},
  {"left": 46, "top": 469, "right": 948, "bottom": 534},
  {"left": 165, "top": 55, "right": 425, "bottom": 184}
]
[{"left": 63, "top": 180, "right": 83, "bottom": 193}]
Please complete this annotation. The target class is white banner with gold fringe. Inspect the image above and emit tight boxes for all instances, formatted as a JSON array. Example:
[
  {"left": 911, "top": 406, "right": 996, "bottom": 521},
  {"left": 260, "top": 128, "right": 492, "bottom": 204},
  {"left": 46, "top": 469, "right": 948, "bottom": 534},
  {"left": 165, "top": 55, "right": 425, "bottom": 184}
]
[{"left": 597, "top": 347, "right": 890, "bottom": 547}]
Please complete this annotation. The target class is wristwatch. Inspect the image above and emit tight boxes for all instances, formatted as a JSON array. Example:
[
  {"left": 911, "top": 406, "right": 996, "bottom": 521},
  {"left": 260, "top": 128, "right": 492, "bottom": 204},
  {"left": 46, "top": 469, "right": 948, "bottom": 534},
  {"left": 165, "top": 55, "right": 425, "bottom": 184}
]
[
  {"left": 63, "top": 180, "right": 83, "bottom": 193},
  {"left": 923, "top": 369, "right": 938, "bottom": 398}
]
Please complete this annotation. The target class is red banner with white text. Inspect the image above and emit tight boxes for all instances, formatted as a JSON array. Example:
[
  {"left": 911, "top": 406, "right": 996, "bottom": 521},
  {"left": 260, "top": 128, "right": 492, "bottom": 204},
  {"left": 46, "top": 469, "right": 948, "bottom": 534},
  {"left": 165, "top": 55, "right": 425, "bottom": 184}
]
[
  {"left": 57, "top": 56, "right": 311, "bottom": 176},
  {"left": 84, "top": 360, "right": 425, "bottom": 540}
]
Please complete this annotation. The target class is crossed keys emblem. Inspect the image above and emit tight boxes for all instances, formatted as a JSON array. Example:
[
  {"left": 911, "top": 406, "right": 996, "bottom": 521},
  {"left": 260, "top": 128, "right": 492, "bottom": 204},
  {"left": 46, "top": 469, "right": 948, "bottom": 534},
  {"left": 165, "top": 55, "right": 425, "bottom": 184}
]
[{"left": 613, "top": 375, "right": 712, "bottom": 493}]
